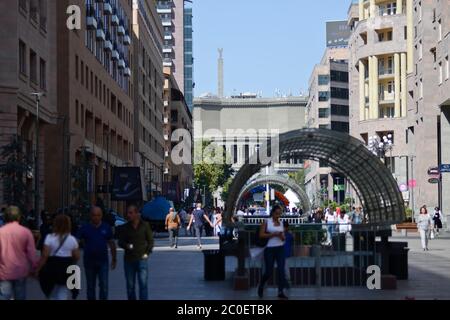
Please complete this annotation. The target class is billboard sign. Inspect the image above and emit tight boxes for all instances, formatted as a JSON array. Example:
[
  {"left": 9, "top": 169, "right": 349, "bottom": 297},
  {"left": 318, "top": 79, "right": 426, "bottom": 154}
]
[
  {"left": 440, "top": 164, "right": 450, "bottom": 173},
  {"left": 326, "top": 21, "right": 351, "bottom": 47},
  {"left": 111, "top": 167, "right": 147, "bottom": 202}
]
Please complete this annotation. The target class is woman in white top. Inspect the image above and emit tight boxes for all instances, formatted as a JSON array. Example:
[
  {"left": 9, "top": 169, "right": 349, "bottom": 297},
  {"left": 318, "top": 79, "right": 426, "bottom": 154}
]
[
  {"left": 417, "top": 206, "right": 433, "bottom": 251},
  {"left": 325, "top": 208, "right": 336, "bottom": 244},
  {"left": 257, "top": 205, "right": 287, "bottom": 300},
  {"left": 37, "top": 214, "right": 80, "bottom": 300}
]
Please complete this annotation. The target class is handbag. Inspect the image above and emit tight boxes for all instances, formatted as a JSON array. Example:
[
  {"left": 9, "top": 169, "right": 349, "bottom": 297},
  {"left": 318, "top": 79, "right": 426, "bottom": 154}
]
[{"left": 430, "top": 230, "right": 435, "bottom": 240}]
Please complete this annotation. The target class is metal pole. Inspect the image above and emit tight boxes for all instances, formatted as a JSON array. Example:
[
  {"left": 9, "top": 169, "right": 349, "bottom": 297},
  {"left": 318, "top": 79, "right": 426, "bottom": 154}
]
[
  {"left": 266, "top": 166, "right": 270, "bottom": 214},
  {"left": 31, "top": 93, "right": 43, "bottom": 228},
  {"left": 411, "top": 156, "right": 415, "bottom": 223}
]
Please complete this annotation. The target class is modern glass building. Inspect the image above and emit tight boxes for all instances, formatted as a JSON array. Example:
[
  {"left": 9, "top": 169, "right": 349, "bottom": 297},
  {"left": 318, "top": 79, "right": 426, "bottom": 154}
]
[{"left": 184, "top": 7, "right": 194, "bottom": 111}]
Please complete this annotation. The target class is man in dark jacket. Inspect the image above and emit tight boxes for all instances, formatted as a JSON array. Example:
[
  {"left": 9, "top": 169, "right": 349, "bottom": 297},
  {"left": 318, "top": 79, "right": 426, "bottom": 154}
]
[{"left": 117, "top": 205, "right": 153, "bottom": 300}]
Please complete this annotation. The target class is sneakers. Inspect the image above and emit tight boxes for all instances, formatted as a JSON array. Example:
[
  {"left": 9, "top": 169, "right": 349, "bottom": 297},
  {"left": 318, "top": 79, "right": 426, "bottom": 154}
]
[{"left": 278, "top": 292, "right": 289, "bottom": 300}]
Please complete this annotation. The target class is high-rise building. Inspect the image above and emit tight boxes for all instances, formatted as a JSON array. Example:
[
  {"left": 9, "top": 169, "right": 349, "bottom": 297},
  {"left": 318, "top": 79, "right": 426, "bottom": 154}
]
[
  {"left": 407, "top": 0, "right": 450, "bottom": 216},
  {"left": 45, "top": 0, "right": 135, "bottom": 213},
  {"left": 305, "top": 45, "right": 350, "bottom": 206},
  {"left": 348, "top": 0, "right": 413, "bottom": 207},
  {"left": 156, "top": 0, "right": 185, "bottom": 94},
  {"left": 132, "top": 0, "right": 165, "bottom": 197},
  {"left": 0, "top": 0, "right": 57, "bottom": 212},
  {"left": 184, "top": 6, "right": 194, "bottom": 111}
]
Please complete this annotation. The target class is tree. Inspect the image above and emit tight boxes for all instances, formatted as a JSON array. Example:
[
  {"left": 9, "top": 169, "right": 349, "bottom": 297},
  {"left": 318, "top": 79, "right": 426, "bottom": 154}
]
[
  {"left": 288, "top": 169, "right": 305, "bottom": 188},
  {"left": 193, "top": 140, "right": 234, "bottom": 204},
  {"left": 0, "top": 135, "right": 33, "bottom": 213},
  {"left": 70, "top": 147, "right": 93, "bottom": 219}
]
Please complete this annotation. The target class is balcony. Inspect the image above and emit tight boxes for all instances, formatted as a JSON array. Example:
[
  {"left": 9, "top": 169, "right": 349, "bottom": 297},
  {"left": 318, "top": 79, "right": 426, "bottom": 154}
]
[
  {"left": 164, "top": 117, "right": 169, "bottom": 124},
  {"left": 96, "top": 28, "right": 106, "bottom": 41},
  {"left": 111, "top": 50, "right": 119, "bottom": 61},
  {"left": 118, "top": 25, "right": 125, "bottom": 36},
  {"left": 104, "top": 39, "right": 113, "bottom": 52},
  {"left": 103, "top": 3, "right": 113, "bottom": 15},
  {"left": 163, "top": 46, "right": 172, "bottom": 53},
  {"left": 164, "top": 101, "right": 169, "bottom": 107},
  {"left": 124, "top": 67, "right": 131, "bottom": 77},
  {"left": 164, "top": 134, "right": 169, "bottom": 141},
  {"left": 164, "top": 33, "right": 172, "bottom": 40},
  {"left": 163, "top": 60, "right": 173, "bottom": 67},
  {"left": 165, "top": 150, "right": 170, "bottom": 158},
  {"left": 379, "top": 92, "right": 395, "bottom": 103},
  {"left": 111, "top": 14, "right": 119, "bottom": 26},
  {"left": 86, "top": 16, "right": 98, "bottom": 30},
  {"left": 123, "top": 35, "right": 131, "bottom": 46},
  {"left": 378, "top": 68, "right": 394, "bottom": 78}
]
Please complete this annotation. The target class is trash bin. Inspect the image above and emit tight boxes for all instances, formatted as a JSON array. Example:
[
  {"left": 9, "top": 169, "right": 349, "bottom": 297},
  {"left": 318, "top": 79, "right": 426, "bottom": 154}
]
[
  {"left": 388, "top": 242, "right": 409, "bottom": 280},
  {"left": 203, "top": 250, "right": 225, "bottom": 281}
]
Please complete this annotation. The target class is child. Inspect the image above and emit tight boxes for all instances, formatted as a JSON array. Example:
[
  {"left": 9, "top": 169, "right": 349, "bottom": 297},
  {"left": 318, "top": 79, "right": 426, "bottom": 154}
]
[{"left": 283, "top": 221, "right": 294, "bottom": 288}]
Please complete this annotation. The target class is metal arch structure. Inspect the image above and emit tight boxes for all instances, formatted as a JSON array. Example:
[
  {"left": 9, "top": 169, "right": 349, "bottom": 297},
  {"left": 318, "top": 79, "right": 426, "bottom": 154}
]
[
  {"left": 225, "top": 128, "right": 405, "bottom": 228},
  {"left": 235, "top": 175, "right": 311, "bottom": 214}
]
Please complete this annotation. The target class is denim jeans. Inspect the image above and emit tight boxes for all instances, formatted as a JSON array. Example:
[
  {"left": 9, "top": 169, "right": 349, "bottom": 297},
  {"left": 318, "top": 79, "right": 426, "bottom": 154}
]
[
  {"left": 49, "top": 285, "right": 70, "bottom": 300},
  {"left": 124, "top": 259, "right": 148, "bottom": 300},
  {"left": 194, "top": 225, "right": 203, "bottom": 246},
  {"left": 168, "top": 228, "right": 179, "bottom": 247},
  {"left": 260, "top": 246, "right": 286, "bottom": 293},
  {"left": 84, "top": 260, "right": 109, "bottom": 300},
  {"left": 0, "top": 279, "right": 26, "bottom": 300}
]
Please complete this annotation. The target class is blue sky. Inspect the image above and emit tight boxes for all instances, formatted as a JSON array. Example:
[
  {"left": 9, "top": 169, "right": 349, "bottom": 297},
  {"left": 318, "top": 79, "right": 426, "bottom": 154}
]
[{"left": 192, "top": 0, "right": 350, "bottom": 97}]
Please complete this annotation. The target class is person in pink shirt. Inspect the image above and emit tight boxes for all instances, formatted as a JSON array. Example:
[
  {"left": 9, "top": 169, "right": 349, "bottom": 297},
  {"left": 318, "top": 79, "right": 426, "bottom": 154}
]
[{"left": 0, "top": 206, "right": 39, "bottom": 300}]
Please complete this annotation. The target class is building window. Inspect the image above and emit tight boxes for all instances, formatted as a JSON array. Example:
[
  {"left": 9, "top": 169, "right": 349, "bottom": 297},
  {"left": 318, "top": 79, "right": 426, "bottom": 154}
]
[
  {"left": 19, "top": 40, "right": 27, "bottom": 75},
  {"left": 80, "top": 60, "right": 84, "bottom": 85},
  {"left": 438, "top": 19, "right": 442, "bottom": 41},
  {"left": 331, "top": 121, "right": 349, "bottom": 133},
  {"left": 331, "top": 104, "right": 349, "bottom": 116},
  {"left": 39, "top": 58, "right": 46, "bottom": 90},
  {"left": 81, "top": 104, "right": 85, "bottom": 128},
  {"left": 318, "top": 75, "right": 329, "bottom": 86},
  {"left": 330, "top": 70, "right": 348, "bottom": 82},
  {"left": 318, "top": 108, "right": 330, "bottom": 118},
  {"left": 29, "top": 49, "right": 37, "bottom": 84},
  {"left": 379, "top": 2, "right": 397, "bottom": 16},
  {"left": 380, "top": 106, "right": 395, "bottom": 118},
  {"left": 319, "top": 124, "right": 329, "bottom": 130},
  {"left": 75, "top": 100, "right": 79, "bottom": 125},
  {"left": 446, "top": 56, "right": 449, "bottom": 80},
  {"left": 318, "top": 91, "right": 329, "bottom": 102},
  {"left": 75, "top": 55, "right": 79, "bottom": 80},
  {"left": 439, "top": 62, "right": 443, "bottom": 84},
  {"left": 330, "top": 87, "right": 349, "bottom": 99}
]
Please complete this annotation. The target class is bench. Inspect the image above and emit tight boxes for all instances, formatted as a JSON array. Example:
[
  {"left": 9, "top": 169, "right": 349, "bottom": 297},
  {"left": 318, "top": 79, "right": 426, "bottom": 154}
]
[{"left": 395, "top": 223, "right": 418, "bottom": 236}]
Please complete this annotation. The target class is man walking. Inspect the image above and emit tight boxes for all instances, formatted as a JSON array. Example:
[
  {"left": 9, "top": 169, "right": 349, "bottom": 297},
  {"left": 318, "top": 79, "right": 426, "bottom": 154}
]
[
  {"left": 187, "top": 203, "right": 213, "bottom": 249},
  {"left": 77, "top": 206, "right": 117, "bottom": 300},
  {"left": 117, "top": 205, "right": 154, "bottom": 300},
  {"left": 0, "top": 206, "right": 38, "bottom": 300}
]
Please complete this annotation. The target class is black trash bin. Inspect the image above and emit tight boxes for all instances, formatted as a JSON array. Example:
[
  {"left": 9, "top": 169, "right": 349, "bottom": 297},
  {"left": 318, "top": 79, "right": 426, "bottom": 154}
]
[
  {"left": 388, "top": 242, "right": 409, "bottom": 280},
  {"left": 203, "top": 250, "right": 225, "bottom": 281}
]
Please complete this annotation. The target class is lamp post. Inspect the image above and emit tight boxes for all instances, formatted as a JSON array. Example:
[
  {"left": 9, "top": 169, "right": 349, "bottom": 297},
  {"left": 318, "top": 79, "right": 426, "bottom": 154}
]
[{"left": 31, "top": 92, "right": 44, "bottom": 228}]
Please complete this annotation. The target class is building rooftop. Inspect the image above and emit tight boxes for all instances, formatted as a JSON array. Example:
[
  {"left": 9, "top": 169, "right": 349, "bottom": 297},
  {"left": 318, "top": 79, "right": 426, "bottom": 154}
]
[{"left": 193, "top": 95, "right": 309, "bottom": 107}]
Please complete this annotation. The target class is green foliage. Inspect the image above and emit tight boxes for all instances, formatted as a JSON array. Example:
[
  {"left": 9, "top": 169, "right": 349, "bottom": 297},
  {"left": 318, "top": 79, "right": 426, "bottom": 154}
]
[
  {"left": 288, "top": 169, "right": 305, "bottom": 188},
  {"left": 405, "top": 208, "right": 413, "bottom": 222},
  {"left": 193, "top": 140, "right": 234, "bottom": 198},
  {"left": 0, "top": 135, "right": 32, "bottom": 213}
]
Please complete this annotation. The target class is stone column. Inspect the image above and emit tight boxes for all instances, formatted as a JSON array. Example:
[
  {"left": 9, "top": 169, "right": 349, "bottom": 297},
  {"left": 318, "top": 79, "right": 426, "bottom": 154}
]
[
  {"left": 359, "top": 60, "right": 366, "bottom": 121},
  {"left": 401, "top": 52, "right": 408, "bottom": 117},
  {"left": 397, "top": 0, "right": 403, "bottom": 14},
  {"left": 370, "top": 0, "right": 376, "bottom": 18},
  {"left": 359, "top": 0, "right": 364, "bottom": 20},
  {"left": 394, "top": 53, "right": 401, "bottom": 118},
  {"left": 368, "top": 56, "right": 373, "bottom": 119},
  {"left": 372, "top": 56, "right": 379, "bottom": 119},
  {"left": 407, "top": 0, "right": 414, "bottom": 73}
]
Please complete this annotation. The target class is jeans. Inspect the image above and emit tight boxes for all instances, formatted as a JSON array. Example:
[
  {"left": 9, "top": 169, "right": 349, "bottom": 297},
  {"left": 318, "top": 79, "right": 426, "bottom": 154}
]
[
  {"left": 259, "top": 246, "right": 286, "bottom": 293},
  {"left": 85, "top": 261, "right": 109, "bottom": 300},
  {"left": 327, "top": 223, "right": 335, "bottom": 242},
  {"left": 195, "top": 225, "right": 203, "bottom": 246},
  {"left": 419, "top": 229, "right": 429, "bottom": 249},
  {"left": 0, "top": 279, "right": 26, "bottom": 300},
  {"left": 49, "top": 285, "right": 70, "bottom": 300},
  {"left": 168, "top": 228, "right": 179, "bottom": 247},
  {"left": 124, "top": 259, "right": 148, "bottom": 300}
]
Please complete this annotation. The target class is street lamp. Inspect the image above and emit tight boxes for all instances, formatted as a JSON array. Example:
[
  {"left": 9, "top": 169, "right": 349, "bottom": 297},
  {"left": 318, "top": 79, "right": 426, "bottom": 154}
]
[
  {"left": 31, "top": 92, "right": 44, "bottom": 228},
  {"left": 367, "top": 134, "right": 394, "bottom": 172}
]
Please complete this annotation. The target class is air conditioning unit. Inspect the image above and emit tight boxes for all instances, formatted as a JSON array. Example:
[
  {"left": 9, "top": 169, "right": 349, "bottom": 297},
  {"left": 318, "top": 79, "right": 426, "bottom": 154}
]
[
  {"left": 86, "top": 17, "right": 97, "bottom": 30},
  {"left": 104, "top": 40, "right": 113, "bottom": 52},
  {"left": 124, "top": 67, "right": 131, "bottom": 77},
  {"left": 103, "top": 3, "right": 113, "bottom": 15},
  {"left": 111, "top": 50, "right": 119, "bottom": 61},
  {"left": 96, "top": 28, "right": 105, "bottom": 41},
  {"left": 118, "top": 25, "right": 125, "bottom": 36},
  {"left": 118, "top": 58, "right": 126, "bottom": 69},
  {"left": 111, "top": 15, "right": 119, "bottom": 26},
  {"left": 123, "top": 35, "right": 131, "bottom": 46}
]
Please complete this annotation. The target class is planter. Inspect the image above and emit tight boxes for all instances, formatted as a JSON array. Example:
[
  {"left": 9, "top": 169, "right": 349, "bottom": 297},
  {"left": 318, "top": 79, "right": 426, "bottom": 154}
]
[{"left": 295, "top": 245, "right": 311, "bottom": 257}]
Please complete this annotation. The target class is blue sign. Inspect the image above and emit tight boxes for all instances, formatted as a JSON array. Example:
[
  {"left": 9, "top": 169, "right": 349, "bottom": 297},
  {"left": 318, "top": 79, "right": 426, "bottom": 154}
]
[{"left": 440, "top": 164, "right": 450, "bottom": 173}]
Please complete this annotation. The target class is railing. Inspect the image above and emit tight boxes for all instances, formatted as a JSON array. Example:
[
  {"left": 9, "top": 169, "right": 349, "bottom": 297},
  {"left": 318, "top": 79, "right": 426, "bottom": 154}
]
[
  {"left": 237, "top": 215, "right": 307, "bottom": 226},
  {"left": 238, "top": 224, "right": 385, "bottom": 288}
]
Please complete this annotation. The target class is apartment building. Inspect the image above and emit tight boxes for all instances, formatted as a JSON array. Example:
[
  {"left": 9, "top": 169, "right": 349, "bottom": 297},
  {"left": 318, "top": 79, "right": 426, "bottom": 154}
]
[
  {"left": 0, "top": 0, "right": 57, "bottom": 211},
  {"left": 184, "top": 6, "right": 194, "bottom": 111},
  {"left": 407, "top": 0, "right": 450, "bottom": 216},
  {"left": 163, "top": 66, "right": 193, "bottom": 203},
  {"left": 156, "top": 0, "right": 185, "bottom": 94},
  {"left": 305, "top": 46, "right": 350, "bottom": 206},
  {"left": 45, "top": 0, "right": 135, "bottom": 213},
  {"left": 132, "top": 0, "right": 165, "bottom": 198},
  {"left": 348, "top": 0, "right": 413, "bottom": 206}
]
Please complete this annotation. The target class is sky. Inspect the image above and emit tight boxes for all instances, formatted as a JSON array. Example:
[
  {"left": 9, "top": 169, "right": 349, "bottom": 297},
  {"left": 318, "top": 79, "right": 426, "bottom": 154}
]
[{"left": 192, "top": 0, "right": 350, "bottom": 98}]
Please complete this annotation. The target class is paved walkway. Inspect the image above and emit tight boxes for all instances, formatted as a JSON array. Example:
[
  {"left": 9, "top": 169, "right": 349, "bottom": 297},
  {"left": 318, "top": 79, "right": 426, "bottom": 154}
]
[{"left": 26, "top": 232, "right": 450, "bottom": 300}]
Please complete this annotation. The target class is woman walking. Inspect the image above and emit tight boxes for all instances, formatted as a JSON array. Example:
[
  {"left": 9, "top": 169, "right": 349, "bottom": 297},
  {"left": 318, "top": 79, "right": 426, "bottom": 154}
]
[
  {"left": 165, "top": 208, "right": 181, "bottom": 249},
  {"left": 257, "top": 205, "right": 288, "bottom": 300},
  {"left": 417, "top": 206, "right": 433, "bottom": 251},
  {"left": 214, "top": 208, "right": 223, "bottom": 237},
  {"left": 433, "top": 207, "right": 443, "bottom": 237},
  {"left": 37, "top": 214, "right": 80, "bottom": 300}
]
